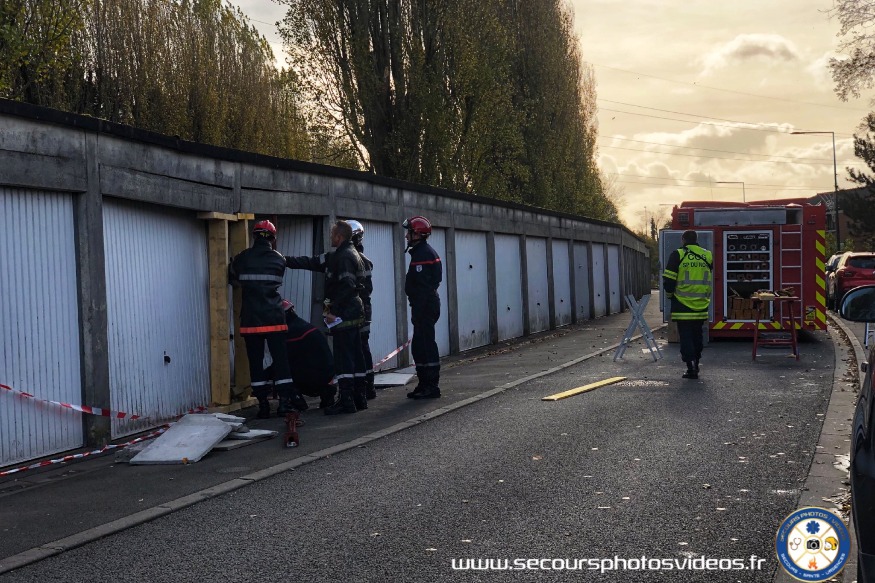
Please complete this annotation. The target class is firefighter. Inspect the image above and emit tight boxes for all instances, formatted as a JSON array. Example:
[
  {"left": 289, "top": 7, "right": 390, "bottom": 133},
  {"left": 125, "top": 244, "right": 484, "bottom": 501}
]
[
  {"left": 285, "top": 220, "right": 367, "bottom": 414},
  {"left": 347, "top": 220, "right": 377, "bottom": 400},
  {"left": 229, "top": 220, "right": 308, "bottom": 419},
  {"left": 402, "top": 215, "right": 443, "bottom": 398},
  {"left": 279, "top": 299, "right": 336, "bottom": 408},
  {"left": 662, "top": 229, "right": 713, "bottom": 379}
]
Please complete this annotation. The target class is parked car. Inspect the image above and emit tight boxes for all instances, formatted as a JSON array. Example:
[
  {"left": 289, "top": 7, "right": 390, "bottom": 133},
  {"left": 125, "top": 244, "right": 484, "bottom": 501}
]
[
  {"left": 829, "top": 252, "right": 875, "bottom": 310},
  {"left": 826, "top": 253, "right": 847, "bottom": 309},
  {"left": 840, "top": 285, "right": 875, "bottom": 582}
]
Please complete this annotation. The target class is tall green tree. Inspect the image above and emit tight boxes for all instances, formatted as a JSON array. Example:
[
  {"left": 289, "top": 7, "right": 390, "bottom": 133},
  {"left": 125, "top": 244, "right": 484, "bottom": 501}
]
[
  {"left": 0, "top": 0, "right": 316, "bottom": 161},
  {"left": 280, "top": 0, "right": 613, "bottom": 219},
  {"left": 0, "top": 0, "right": 86, "bottom": 108}
]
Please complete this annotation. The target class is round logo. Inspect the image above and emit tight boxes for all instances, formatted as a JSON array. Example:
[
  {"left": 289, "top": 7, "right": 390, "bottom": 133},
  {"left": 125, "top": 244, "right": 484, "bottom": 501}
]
[{"left": 775, "top": 507, "right": 850, "bottom": 581}]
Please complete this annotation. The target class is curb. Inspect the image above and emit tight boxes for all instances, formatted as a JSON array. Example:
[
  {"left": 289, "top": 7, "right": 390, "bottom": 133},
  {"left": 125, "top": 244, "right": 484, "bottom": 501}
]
[
  {"left": 823, "top": 315, "right": 865, "bottom": 582},
  {"left": 772, "top": 316, "right": 859, "bottom": 582}
]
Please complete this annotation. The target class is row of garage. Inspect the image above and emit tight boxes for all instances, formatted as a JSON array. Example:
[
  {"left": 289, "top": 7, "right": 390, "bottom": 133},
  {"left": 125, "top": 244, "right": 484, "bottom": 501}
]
[
  {"left": 1, "top": 188, "right": 631, "bottom": 468},
  {"left": 0, "top": 89, "right": 649, "bottom": 470}
]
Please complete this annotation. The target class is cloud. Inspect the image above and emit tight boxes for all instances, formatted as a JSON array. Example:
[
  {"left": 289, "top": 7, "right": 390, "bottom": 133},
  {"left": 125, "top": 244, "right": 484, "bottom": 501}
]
[
  {"left": 699, "top": 34, "right": 801, "bottom": 76},
  {"left": 806, "top": 52, "right": 838, "bottom": 86}
]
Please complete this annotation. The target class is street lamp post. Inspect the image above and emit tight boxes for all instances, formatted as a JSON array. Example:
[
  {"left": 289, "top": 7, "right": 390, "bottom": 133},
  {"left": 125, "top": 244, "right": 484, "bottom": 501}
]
[
  {"left": 791, "top": 130, "right": 840, "bottom": 249},
  {"left": 715, "top": 181, "right": 746, "bottom": 203}
]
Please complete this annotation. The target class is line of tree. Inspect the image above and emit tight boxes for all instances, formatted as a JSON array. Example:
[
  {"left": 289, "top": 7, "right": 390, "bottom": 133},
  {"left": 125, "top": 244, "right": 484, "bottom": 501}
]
[
  {"left": 0, "top": 0, "right": 328, "bottom": 161},
  {"left": 280, "top": 0, "right": 615, "bottom": 219},
  {"left": 1, "top": 0, "right": 618, "bottom": 222}
]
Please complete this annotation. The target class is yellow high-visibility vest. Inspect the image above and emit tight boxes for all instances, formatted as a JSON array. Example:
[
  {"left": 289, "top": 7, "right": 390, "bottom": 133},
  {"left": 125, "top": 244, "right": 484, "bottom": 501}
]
[{"left": 664, "top": 244, "right": 713, "bottom": 317}]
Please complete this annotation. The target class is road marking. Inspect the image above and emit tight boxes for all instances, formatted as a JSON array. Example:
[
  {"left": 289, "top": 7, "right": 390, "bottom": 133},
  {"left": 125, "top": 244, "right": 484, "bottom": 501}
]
[{"left": 542, "top": 376, "right": 626, "bottom": 401}]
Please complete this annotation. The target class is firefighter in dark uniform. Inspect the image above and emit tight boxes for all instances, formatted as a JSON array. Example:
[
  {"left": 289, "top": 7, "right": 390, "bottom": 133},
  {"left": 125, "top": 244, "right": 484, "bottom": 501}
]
[
  {"left": 347, "top": 220, "right": 377, "bottom": 400},
  {"left": 279, "top": 300, "right": 336, "bottom": 408},
  {"left": 285, "top": 220, "right": 368, "bottom": 414},
  {"left": 662, "top": 229, "right": 713, "bottom": 379},
  {"left": 403, "top": 215, "right": 443, "bottom": 398},
  {"left": 229, "top": 220, "right": 308, "bottom": 419}
]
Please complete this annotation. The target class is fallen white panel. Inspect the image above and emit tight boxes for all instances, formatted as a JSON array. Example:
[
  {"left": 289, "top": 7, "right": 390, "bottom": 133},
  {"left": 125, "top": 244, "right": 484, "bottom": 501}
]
[
  {"left": 130, "top": 414, "right": 232, "bottom": 465},
  {"left": 213, "top": 413, "right": 246, "bottom": 424},
  {"left": 373, "top": 372, "right": 416, "bottom": 387},
  {"left": 227, "top": 429, "right": 278, "bottom": 440}
]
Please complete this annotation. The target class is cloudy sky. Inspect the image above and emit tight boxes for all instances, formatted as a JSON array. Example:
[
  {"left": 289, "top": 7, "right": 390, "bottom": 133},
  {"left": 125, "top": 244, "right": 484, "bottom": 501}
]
[{"left": 236, "top": 0, "right": 873, "bottom": 229}]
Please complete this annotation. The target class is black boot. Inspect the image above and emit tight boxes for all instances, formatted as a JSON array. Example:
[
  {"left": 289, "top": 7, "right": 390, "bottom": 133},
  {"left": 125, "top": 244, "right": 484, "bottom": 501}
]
[
  {"left": 409, "top": 368, "right": 441, "bottom": 399},
  {"left": 288, "top": 391, "right": 309, "bottom": 412},
  {"left": 324, "top": 389, "right": 357, "bottom": 415},
  {"left": 256, "top": 398, "right": 271, "bottom": 419},
  {"left": 694, "top": 358, "right": 700, "bottom": 373},
  {"left": 320, "top": 386, "right": 336, "bottom": 409},
  {"left": 682, "top": 363, "right": 698, "bottom": 379},
  {"left": 278, "top": 391, "right": 309, "bottom": 416},
  {"left": 353, "top": 379, "right": 368, "bottom": 410},
  {"left": 407, "top": 367, "right": 427, "bottom": 398},
  {"left": 365, "top": 373, "right": 377, "bottom": 400}
]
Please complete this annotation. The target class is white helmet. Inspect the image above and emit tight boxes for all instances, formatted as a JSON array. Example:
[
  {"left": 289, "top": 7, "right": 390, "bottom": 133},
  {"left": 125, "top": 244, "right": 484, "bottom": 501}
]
[{"left": 347, "top": 219, "right": 364, "bottom": 244}]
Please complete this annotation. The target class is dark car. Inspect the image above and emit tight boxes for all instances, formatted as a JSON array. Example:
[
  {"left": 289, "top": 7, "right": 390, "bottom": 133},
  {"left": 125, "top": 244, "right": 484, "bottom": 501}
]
[
  {"left": 840, "top": 285, "right": 875, "bottom": 582},
  {"left": 830, "top": 253, "right": 875, "bottom": 310}
]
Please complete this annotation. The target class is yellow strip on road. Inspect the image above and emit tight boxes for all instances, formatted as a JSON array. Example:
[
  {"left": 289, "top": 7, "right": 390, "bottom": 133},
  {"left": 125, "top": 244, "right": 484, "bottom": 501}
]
[{"left": 542, "top": 376, "right": 626, "bottom": 401}]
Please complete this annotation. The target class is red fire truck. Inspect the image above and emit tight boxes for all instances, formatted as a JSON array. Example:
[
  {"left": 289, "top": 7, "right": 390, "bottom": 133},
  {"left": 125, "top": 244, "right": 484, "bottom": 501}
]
[{"left": 661, "top": 199, "right": 827, "bottom": 338}]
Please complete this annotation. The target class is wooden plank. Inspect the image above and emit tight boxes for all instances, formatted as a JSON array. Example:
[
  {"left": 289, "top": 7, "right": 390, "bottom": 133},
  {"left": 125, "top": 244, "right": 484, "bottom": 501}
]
[
  {"left": 541, "top": 377, "right": 626, "bottom": 401},
  {"left": 198, "top": 211, "right": 239, "bottom": 221},
  {"left": 208, "top": 220, "right": 231, "bottom": 406},
  {"left": 229, "top": 219, "right": 251, "bottom": 398}
]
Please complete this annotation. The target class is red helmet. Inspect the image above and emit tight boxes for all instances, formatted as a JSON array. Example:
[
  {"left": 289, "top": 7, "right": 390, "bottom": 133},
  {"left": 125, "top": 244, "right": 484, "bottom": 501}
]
[
  {"left": 402, "top": 215, "right": 432, "bottom": 236},
  {"left": 253, "top": 220, "right": 277, "bottom": 237}
]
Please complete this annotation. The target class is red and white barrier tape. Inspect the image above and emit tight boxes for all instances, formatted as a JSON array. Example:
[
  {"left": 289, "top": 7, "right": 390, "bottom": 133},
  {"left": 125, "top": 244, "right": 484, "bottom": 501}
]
[
  {"left": 0, "top": 427, "right": 168, "bottom": 477},
  {"left": 1, "top": 383, "right": 143, "bottom": 419},
  {"left": 373, "top": 339, "right": 413, "bottom": 370}
]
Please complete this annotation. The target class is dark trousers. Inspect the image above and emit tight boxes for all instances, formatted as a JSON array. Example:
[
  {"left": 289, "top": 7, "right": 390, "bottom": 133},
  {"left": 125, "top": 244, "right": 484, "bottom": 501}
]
[
  {"left": 360, "top": 325, "right": 374, "bottom": 380},
  {"left": 244, "top": 333, "right": 293, "bottom": 399},
  {"left": 411, "top": 301, "right": 440, "bottom": 384},
  {"left": 676, "top": 320, "right": 705, "bottom": 365},
  {"left": 332, "top": 326, "right": 364, "bottom": 390}
]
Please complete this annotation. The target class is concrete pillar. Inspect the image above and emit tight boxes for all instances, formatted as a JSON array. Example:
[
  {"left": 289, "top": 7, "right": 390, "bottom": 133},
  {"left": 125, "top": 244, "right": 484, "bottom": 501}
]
[
  {"left": 446, "top": 226, "right": 460, "bottom": 354},
  {"left": 78, "top": 132, "right": 111, "bottom": 447}
]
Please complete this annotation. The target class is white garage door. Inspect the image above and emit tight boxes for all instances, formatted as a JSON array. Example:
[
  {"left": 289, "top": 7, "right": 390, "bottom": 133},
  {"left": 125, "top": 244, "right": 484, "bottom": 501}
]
[
  {"left": 455, "top": 230, "right": 491, "bottom": 350},
  {"left": 592, "top": 243, "right": 607, "bottom": 317},
  {"left": 495, "top": 234, "right": 524, "bottom": 341},
  {"left": 0, "top": 188, "right": 83, "bottom": 467},
  {"left": 103, "top": 199, "right": 211, "bottom": 437},
  {"left": 573, "top": 242, "right": 591, "bottom": 320},
  {"left": 526, "top": 237, "right": 549, "bottom": 333},
  {"left": 608, "top": 244, "right": 621, "bottom": 313},
  {"left": 276, "top": 216, "right": 315, "bottom": 318},
  {"left": 552, "top": 239, "right": 572, "bottom": 327},
  {"left": 359, "top": 220, "right": 400, "bottom": 369}
]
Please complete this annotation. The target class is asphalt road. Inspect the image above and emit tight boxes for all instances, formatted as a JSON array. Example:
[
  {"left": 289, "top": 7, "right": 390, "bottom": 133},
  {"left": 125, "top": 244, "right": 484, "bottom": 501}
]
[{"left": 0, "top": 329, "right": 836, "bottom": 583}]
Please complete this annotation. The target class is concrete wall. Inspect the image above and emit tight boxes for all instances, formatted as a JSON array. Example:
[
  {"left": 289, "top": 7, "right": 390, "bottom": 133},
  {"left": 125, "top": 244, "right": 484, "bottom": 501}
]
[{"left": 0, "top": 99, "right": 648, "bottom": 454}]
